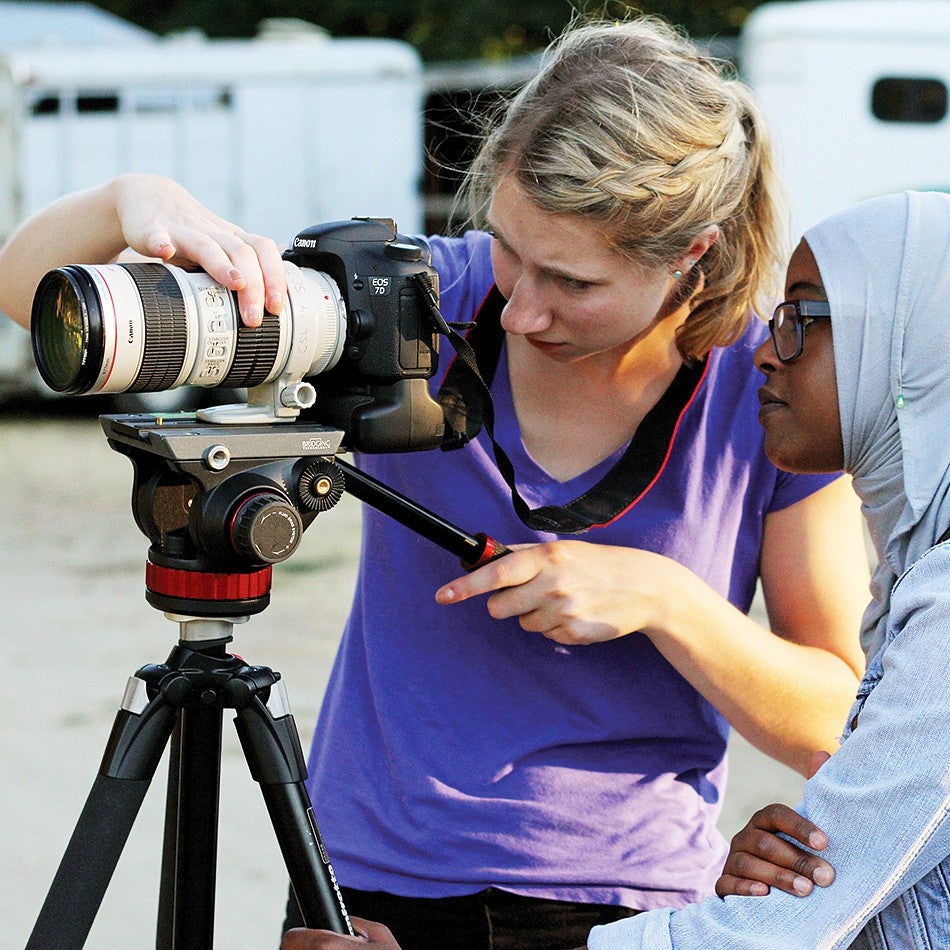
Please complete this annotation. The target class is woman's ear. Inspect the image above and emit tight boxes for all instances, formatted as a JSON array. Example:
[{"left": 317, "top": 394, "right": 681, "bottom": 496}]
[{"left": 675, "top": 224, "right": 720, "bottom": 274}]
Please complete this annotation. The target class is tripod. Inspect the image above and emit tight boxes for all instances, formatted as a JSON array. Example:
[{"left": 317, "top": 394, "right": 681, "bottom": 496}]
[{"left": 27, "top": 414, "right": 508, "bottom": 949}]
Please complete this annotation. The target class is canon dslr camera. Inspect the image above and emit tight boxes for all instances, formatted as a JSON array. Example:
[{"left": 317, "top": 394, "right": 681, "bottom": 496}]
[{"left": 30, "top": 217, "right": 446, "bottom": 452}]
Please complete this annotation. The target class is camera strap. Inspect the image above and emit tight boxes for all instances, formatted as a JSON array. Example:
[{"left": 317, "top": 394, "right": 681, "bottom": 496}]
[{"left": 424, "top": 281, "right": 708, "bottom": 534}]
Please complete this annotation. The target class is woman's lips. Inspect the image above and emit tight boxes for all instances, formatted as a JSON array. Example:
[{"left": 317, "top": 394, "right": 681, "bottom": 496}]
[
  {"left": 526, "top": 336, "right": 565, "bottom": 354},
  {"left": 757, "top": 386, "right": 787, "bottom": 422}
]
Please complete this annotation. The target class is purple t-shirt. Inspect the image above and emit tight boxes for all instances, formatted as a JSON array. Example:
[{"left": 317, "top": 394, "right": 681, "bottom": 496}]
[{"left": 304, "top": 231, "right": 840, "bottom": 910}]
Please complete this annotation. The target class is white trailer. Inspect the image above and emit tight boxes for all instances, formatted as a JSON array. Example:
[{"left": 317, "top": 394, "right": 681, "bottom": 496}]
[
  {"left": 741, "top": 0, "right": 950, "bottom": 237},
  {"left": 0, "top": 14, "right": 425, "bottom": 399}
]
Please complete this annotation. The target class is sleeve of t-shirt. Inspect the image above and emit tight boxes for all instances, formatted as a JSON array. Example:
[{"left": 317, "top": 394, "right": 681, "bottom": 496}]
[
  {"left": 767, "top": 469, "right": 844, "bottom": 515},
  {"left": 425, "top": 231, "right": 495, "bottom": 326}
]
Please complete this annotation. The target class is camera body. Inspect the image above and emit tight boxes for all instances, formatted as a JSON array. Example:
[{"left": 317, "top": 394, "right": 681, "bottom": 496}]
[{"left": 285, "top": 217, "right": 445, "bottom": 453}]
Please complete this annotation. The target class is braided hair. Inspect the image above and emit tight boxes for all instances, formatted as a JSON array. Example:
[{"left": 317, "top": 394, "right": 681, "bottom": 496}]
[{"left": 462, "top": 15, "right": 787, "bottom": 362}]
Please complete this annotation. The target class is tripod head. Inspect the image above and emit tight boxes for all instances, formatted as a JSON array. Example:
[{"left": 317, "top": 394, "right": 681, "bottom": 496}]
[
  {"left": 102, "top": 411, "right": 509, "bottom": 629},
  {"left": 102, "top": 413, "right": 348, "bottom": 622}
]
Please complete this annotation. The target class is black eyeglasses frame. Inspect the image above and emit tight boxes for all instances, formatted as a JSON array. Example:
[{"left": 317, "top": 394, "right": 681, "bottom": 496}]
[{"left": 769, "top": 299, "right": 832, "bottom": 364}]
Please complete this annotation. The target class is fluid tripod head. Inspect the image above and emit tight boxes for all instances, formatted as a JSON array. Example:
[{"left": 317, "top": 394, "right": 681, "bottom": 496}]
[
  {"left": 102, "top": 413, "right": 349, "bottom": 621},
  {"left": 102, "top": 411, "right": 508, "bottom": 625}
]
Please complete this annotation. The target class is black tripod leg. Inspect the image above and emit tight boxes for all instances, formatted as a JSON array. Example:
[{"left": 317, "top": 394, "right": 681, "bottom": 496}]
[
  {"left": 27, "top": 676, "right": 176, "bottom": 950},
  {"left": 156, "top": 721, "right": 182, "bottom": 950},
  {"left": 156, "top": 706, "right": 224, "bottom": 950},
  {"left": 233, "top": 680, "right": 354, "bottom": 935}
]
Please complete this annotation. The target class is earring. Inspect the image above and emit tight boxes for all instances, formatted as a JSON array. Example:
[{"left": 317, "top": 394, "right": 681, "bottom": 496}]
[{"left": 673, "top": 259, "right": 697, "bottom": 280}]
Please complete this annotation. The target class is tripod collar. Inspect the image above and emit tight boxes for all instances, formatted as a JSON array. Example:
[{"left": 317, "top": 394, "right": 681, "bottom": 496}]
[{"left": 146, "top": 560, "right": 273, "bottom": 618}]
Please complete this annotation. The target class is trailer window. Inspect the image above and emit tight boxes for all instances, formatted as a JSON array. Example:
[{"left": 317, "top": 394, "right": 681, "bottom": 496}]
[
  {"left": 29, "top": 93, "right": 120, "bottom": 116},
  {"left": 31, "top": 96, "right": 59, "bottom": 116},
  {"left": 77, "top": 95, "right": 120, "bottom": 114},
  {"left": 872, "top": 77, "right": 947, "bottom": 124}
]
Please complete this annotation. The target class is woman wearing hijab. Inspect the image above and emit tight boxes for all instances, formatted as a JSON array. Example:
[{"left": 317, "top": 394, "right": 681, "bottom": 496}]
[
  {"left": 283, "top": 190, "right": 950, "bottom": 948},
  {"left": 581, "top": 190, "right": 950, "bottom": 948}
]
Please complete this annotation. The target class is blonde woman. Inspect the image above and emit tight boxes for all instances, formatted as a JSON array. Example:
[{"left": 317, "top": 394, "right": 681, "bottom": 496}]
[
  {"left": 0, "top": 16, "right": 869, "bottom": 949},
  {"left": 289, "top": 16, "right": 866, "bottom": 947}
]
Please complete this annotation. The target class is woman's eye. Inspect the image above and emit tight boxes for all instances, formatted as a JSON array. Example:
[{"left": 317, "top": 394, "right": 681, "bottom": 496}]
[
  {"left": 561, "top": 275, "right": 592, "bottom": 291},
  {"left": 490, "top": 233, "right": 514, "bottom": 256}
]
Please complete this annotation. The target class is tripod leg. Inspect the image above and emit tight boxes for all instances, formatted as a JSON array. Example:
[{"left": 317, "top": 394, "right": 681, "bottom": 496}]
[
  {"left": 233, "top": 678, "right": 354, "bottom": 935},
  {"left": 157, "top": 720, "right": 183, "bottom": 949},
  {"left": 27, "top": 676, "right": 177, "bottom": 950},
  {"left": 156, "top": 706, "right": 224, "bottom": 950}
]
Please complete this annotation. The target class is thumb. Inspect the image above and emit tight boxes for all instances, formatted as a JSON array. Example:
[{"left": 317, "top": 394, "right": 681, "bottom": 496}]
[{"left": 140, "top": 229, "right": 176, "bottom": 261}]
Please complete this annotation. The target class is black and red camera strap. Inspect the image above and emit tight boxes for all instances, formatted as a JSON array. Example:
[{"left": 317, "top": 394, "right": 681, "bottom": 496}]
[{"left": 421, "top": 280, "right": 708, "bottom": 535}]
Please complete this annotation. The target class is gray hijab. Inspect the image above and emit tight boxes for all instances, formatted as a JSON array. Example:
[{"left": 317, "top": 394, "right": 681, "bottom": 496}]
[{"left": 804, "top": 191, "right": 950, "bottom": 659}]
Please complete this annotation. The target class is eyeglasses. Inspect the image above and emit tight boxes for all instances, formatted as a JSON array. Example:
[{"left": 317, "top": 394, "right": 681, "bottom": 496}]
[{"left": 769, "top": 299, "right": 832, "bottom": 363}]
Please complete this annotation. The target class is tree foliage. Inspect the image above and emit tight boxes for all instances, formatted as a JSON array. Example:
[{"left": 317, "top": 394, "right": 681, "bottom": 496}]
[{"left": 83, "top": 0, "right": 765, "bottom": 60}]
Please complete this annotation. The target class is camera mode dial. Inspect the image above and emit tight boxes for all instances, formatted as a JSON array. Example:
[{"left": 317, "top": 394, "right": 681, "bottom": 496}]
[
  {"left": 230, "top": 492, "right": 303, "bottom": 564},
  {"left": 298, "top": 460, "right": 345, "bottom": 513},
  {"left": 385, "top": 241, "right": 424, "bottom": 262}
]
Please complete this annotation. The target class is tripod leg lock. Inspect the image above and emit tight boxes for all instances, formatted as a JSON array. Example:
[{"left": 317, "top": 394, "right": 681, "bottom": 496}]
[
  {"left": 101, "top": 678, "right": 179, "bottom": 780},
  {"left": 235, "top": 694, "right": 309, "bottom": 785},
  {"left": 222, "top": 664, "right": 281, "bottom": 709}
]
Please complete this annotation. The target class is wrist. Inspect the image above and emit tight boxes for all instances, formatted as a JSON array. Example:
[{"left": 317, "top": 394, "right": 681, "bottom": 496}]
[
  {"left": 640, "top": 556, "right": 706, "bottom": 644},
  {"left": 102, "top": 175, "right": 134, "bottom": 252}
]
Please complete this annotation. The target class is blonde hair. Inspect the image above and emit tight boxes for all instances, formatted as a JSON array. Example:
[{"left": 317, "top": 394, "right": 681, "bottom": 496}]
[{"left": 462, "top": 15, "right": 788, "bottom": 361}]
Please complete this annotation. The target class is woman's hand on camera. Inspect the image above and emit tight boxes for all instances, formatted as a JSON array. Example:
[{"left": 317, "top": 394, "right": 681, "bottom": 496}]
[
  {"left": 111, "top": 173, "right": 286, "bottom": 327},
  {"left": 435, "top": 541, "right": 686, "bottom": 645},
  {"left": 281, "top": 919, "right": 401, "bottom": 948}
]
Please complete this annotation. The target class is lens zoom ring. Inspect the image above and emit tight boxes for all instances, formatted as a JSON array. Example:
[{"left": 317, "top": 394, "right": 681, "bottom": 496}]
[
  {"left": 221, "top": 309, "right": 281, "bottom": 388},
  {"left": 120, "top": 263, "right": 188, "bottom": 392}
]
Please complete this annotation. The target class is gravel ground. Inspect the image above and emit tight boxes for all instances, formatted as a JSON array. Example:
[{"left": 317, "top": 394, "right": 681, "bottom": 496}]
[{"left": 0, "top": 410, "right": 805, "bottom": 949}]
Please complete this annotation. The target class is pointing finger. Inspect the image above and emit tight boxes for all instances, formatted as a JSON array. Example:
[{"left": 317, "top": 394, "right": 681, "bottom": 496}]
[{"left": 436, "top": 546, "right": 538, "bottom": 604}]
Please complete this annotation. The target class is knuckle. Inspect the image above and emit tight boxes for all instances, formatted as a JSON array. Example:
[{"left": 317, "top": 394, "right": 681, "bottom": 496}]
[
  {"left": 747, "top": 828, "right": 774, "bottom": 852},
  {"left": 793, "top": 855, "right": 813, "bottom": 876},
  {"left": 729, "top": 829, "right": 750, "bottom": 851},
  {"left": 538, "top": 541, "right": 566, "bottom": 564},
  {"left": 730, "top": 852, "right": 753, "bottom": 877}
]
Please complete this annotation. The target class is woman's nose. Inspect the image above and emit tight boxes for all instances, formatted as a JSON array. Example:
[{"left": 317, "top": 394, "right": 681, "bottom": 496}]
[
  {"left": 754, "top": 335, "right": 779, "bottom": 373},
  {"left": 500, "top": 277, "right": 552, "bottom": 335}
]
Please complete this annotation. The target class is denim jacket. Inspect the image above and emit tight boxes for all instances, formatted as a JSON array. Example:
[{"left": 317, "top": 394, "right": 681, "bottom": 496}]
[{"left": 588, "top": 542, "right": 950, "bottom": 950}]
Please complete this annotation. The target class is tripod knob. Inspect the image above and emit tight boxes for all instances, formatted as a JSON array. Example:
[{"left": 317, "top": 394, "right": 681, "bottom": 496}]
[
  {"left": 230, "top": 492, "right": 303, "bottom": 563},
  {"left": 298, "top": 459, "right": 345, "bottom": 512}
]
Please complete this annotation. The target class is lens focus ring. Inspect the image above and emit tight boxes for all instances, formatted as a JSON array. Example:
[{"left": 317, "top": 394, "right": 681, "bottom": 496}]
[
  {"left": 120, "top": 263, "right": 188, "bottom": 392},
  {"left": 222, "top": 309, "right": 282, "bottom": 388}
]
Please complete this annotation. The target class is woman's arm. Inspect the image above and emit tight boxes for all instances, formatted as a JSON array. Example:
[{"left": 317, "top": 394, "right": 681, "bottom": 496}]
[
  {"left": 436, "top": 477, "right": 868, "bottom": 773},
  {"left": 0, "top": 174, "right": 286, "bottom": 328},
  {"left": 643, "top": 475, "right": 868, "bottom": 772}
]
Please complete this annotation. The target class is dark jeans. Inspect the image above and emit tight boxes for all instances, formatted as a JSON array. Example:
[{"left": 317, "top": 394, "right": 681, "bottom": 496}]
[{"left": 285, "top": 886, "right": 639, "bottom": 949}]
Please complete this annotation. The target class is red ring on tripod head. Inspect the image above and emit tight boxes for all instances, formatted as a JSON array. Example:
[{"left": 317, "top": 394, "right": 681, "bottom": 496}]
[{"left": 146, "top": 561, "right": 273, "bottom": 601}]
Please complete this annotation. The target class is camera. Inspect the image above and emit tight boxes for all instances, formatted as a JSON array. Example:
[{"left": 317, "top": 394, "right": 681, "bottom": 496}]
[{"left": 30, "top": 217, "right": 446, "bottom": 452}]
